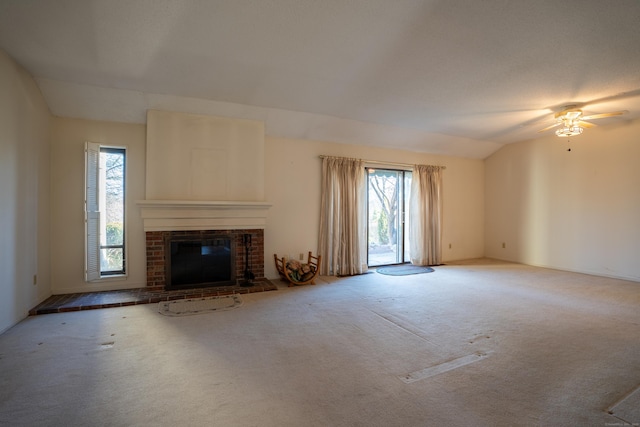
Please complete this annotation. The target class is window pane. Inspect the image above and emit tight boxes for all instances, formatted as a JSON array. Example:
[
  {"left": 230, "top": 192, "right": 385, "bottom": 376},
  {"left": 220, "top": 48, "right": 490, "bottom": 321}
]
[
  {"left": 100, "top": 248, "right": 124, "bottom": 272},
  {"left": 104, "top": 151, "right": 124, "bottom": 244}
]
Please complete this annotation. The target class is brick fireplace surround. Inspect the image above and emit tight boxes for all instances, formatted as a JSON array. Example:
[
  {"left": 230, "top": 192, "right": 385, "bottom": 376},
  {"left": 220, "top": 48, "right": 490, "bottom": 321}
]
[
  {"left": 30, "top": 228, "right": 271, "bottom": 315},
  {"left": 146, "top": 229, "right": 265, "bottom": 290}
]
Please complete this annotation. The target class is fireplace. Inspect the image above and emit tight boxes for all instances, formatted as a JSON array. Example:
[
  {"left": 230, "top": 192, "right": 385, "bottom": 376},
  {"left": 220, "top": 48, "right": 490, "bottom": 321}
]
[
  {"left": 138, "top": 113, "right": 271, "bottom": 290},
  {"left": 166, "top": 233, "right": 235, "bottom": 290},
  {"left": 138, "top": 200, "right": 270, "bottom": 290},
  {"left": 145, "top": 229, "right": 264, "bottom": 291}
]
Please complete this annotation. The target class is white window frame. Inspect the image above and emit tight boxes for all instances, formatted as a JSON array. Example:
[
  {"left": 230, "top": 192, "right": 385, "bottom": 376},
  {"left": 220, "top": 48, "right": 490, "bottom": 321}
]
[{"left": 84, "top": 142, "right": 127, "bottom": 281}]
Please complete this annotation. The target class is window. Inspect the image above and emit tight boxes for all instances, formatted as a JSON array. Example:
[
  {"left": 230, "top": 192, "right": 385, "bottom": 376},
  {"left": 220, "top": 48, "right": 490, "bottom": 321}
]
[{"left": 85, "top": 142, "right": 126, "bottom": 280}]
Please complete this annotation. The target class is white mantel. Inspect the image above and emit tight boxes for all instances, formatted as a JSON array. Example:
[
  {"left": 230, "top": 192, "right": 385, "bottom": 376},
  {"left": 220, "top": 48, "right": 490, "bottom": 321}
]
[{"left": 138, "top": 200, "right": 271, "bottom": 232}]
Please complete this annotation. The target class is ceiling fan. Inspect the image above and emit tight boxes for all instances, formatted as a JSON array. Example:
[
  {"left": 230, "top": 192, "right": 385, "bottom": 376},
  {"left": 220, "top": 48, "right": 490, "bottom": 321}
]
[{"left": 537, "top": 105, "right": 628, "bottom": 137}]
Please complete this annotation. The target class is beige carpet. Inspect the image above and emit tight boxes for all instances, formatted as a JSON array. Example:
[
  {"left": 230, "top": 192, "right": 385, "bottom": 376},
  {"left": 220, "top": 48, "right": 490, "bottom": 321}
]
[{"left": 1, "top": 259, "right": 639, "bottom": 426}]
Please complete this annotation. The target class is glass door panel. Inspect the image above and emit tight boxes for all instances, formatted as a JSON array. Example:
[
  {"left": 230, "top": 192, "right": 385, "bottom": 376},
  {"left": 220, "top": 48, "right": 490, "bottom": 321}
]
[
  {"left": 404, "top": 171, "right": 412, "bottom": 262},
  {"left": 367, "top": 169, "right": 411, "bottom": 267}
]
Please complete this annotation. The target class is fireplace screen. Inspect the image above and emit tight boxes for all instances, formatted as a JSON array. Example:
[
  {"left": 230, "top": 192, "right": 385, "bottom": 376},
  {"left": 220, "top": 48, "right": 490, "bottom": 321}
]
[{"left": 166, "top": 235, "right": 235, "bottom": 289}]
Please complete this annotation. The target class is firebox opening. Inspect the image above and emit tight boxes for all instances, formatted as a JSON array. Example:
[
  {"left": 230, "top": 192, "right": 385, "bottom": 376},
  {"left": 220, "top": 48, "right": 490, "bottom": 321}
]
[{"left": 165, "top": 235, "right": 236, "bottom": 290}]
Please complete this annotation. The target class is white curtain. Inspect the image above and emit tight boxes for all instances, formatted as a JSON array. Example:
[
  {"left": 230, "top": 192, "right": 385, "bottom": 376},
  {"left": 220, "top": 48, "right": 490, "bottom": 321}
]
[
  {"left": 318, "top": 157, "right": 367, "bottom": 276},
  {"left": 409, "top": 165, "right": 444, "bottom": 266}
]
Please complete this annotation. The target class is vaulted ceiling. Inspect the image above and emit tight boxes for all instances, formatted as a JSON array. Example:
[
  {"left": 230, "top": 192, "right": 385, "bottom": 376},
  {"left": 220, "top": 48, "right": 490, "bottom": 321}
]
[{"left": 1, "top": 0, "right": 639, "bottom": 158}]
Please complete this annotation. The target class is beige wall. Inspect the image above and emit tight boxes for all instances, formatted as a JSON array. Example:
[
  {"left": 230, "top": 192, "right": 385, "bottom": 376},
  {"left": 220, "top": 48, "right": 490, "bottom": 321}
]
[
  {"left": 0, "top": 50, "right": 51, "bottom": 332},
  {"left": 50, "top": 117, "right": 147, "bottom": 293},
  {"left": 48, "top": 116, "right": 485, "bottom": 292},
  {"left": 264, "top": 136, "right": 485, "bottom": 278},
  {"left": 485, "top": 120, "right": 640, "bottom": 281},
  {"left": 51, "top": 118, "right": 484, "bottom": 294}
]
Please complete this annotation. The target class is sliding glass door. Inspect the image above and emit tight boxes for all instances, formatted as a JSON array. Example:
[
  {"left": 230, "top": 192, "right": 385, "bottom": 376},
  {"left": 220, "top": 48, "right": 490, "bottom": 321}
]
[{"left": 367, "top": 168, "right": 412, "bottom": 266}]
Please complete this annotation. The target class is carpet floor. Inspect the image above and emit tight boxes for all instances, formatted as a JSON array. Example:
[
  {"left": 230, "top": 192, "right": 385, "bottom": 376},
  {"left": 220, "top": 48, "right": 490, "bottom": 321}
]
[{"left": 2, "top": 259, "right": 639, "bottom": 426}]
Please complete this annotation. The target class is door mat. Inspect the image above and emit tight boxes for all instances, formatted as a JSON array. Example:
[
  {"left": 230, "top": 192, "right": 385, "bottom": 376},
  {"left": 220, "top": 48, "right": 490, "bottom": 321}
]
[
  {"left": 376, "top": 265, "right": 435, "bottom": 276},
  {"left": 158, "top": 295, "right": 243, "bottom": 316}
]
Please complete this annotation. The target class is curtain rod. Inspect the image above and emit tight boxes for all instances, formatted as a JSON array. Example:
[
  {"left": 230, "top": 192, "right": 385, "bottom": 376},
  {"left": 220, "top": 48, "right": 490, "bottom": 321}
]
[{"left": 318, "top": 155, "right": 446, "bottom": 170}]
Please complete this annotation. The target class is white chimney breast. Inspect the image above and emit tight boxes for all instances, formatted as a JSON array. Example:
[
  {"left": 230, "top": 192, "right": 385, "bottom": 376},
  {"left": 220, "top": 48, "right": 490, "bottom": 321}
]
[{"left": 146, "top": 109, "right": 265, "bottom": 201}]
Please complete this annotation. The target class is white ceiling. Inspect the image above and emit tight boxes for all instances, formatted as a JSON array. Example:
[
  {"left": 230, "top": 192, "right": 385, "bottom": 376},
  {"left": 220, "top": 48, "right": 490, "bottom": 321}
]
[{"left": 1, "top": 0, "right": 640, "bottom": 159}]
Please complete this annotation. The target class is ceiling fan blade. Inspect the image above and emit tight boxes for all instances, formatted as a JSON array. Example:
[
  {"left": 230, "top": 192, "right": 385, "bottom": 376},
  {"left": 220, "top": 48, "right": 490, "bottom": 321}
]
[
  {"left": 580, "top": 89, "right": 640, "bottom": 108},
  {"left": 578, "top": 120, "right": 596, "bottom": 128},
  {"left": 537, "top": 122, "right": 561, "bottom": 133},
  {"left": 581, "top": 110, "right": 628, "bottom": 120}
]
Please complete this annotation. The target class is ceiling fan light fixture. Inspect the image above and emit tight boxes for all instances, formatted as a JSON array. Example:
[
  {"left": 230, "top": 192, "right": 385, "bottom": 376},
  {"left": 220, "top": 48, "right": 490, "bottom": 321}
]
[
  {"left": 559, "top": 110, "right": 582, "bottom": 121},
  {"left": 538, "top": 106, "right": 627, "bottom": 137},
  {"left": 555, "top": 125, "right": 583, "bottom": 137}
]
